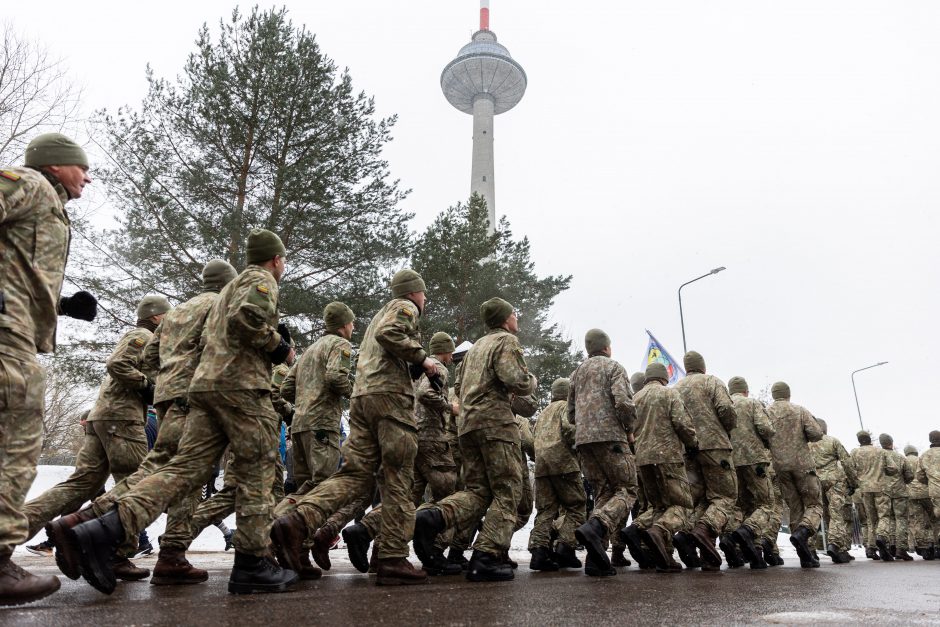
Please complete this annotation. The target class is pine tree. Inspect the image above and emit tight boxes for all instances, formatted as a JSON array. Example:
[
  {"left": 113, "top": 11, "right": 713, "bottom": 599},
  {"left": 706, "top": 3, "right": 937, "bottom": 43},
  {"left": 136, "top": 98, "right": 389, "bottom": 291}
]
[{"left": 412, "top": 194, "right": 582, "bottom": 403}]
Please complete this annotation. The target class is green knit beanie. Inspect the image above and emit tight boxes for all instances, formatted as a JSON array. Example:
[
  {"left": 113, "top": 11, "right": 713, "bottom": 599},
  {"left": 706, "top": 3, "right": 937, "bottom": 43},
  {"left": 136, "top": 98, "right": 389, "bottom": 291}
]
[
  {"left": 646, "top": 362, "right": 669, "bottom": 383},
  {"left": 584, "top": 329, "right": 611, "bottom": 355},
  {"left": 551, "top": 378, "right": 570, "bottom": 401},
  {"left": 390, "top": 269, "right": 426, "bottom": 298},
  {"left": 323, "top": 302, "right": 355, "bottom": 332},
  {"left": 816, "top": 418, "right": 828, "bottom": 434},
  {"left": 728, "top": 376, "right": 748, "bottom": 395},
  {"left": 683, "top": 351, "right": 705, "bottom": 373},
  {"left": 246, "top": 229, "right": 286, "bottom": 265},
  {"left": 771, "top": 381, "right": 790, "bottom": 400},
  {"left": 429, "top": 331, "right": 456, "bottom": 355},
  {"left": 137, "top": 294, "right": 172, "bottom": 320},
  {"left": 904, "top": 445, "right": 918, "bottom": 456},
  {"left": 25, "top": 133, "right": 88, "bottom": 168},
  {"left": 630, "top": 371, "right": 646, "bottom": 394},
  {"left": 857, "top": 430, "right": 872, "bottom": 444},
  {"left": 879, "top": 433, "right": 893, "bottom": 448},
  {"left": 480, "top": 297, "right": 514, "bottom": 328},
  {"left": 931, "top": 431, "right": 940, "bottom": 446},
  {"left": 202, "top": 259, "right": 237, "bottom": 292}
]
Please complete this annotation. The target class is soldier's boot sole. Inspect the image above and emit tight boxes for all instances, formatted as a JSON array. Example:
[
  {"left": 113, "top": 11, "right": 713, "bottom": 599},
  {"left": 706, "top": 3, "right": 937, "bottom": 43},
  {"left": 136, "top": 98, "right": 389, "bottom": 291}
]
[
  {"left": 227, "top": 578, "right": 297, "bottom": 595},
  {"left": 375, "top": 574, "right": 430, "bottom": 586},
  {"left": 466, "top": 569, "right": 515, "bottom": 582},
  {"left": 68, "top": 522, "right": 117, "bottom": 595}
]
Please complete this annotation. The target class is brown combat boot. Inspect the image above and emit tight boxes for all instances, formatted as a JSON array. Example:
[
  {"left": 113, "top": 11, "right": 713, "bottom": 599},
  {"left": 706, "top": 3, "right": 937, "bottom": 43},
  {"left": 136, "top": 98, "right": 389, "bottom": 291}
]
[
  {"left": 269, "top": 512, "right": 309, "bottom": 574},
  {"left": 689, "top": 524, "right": 723, "bottom": 568},
  {"left": 297, "top": 549, "right": 322, "bottom": 580},
  {"left": 45, "top": 506, "right": 96, "bottom": 580},
  {"left": 375, "top": 557, "right": 429, "bottom": 586},
  {"left": 112, "top": 556, "right": 150, "bottom": 581},
  {"left": 150, "top": 548, "right": 209, "bottom": 585},
  {"left": 0, "top": 556, "right": 60, "bottom": 607},
  {"left": 310, "top": 526, "right": 336, "bottom": 570},
  {"left": 641, "top": 525, "right": 672, "bottom": 570}
]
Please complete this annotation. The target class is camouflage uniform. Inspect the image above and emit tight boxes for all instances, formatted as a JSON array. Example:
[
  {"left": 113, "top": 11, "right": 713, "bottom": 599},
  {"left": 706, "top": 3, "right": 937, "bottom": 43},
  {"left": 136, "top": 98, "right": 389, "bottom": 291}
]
[
  {"left": 729, "top": 393, "right": 776, "bottom": 540},
  {"left": 632, "top": 381, "right": 697, "bottom": 548},
  {"left": 568, "top": 355, "right": 638, "bottom": 543},
  {"left": 277, "top": 331, "right": 353, "bottom": 503},
  {"left": 766, "top": 399, "right": 823, "bottom": 533},
  {"left": 674, "top": 373, "right": 737, "bottom": 536},
  {"left": 810, "top": 434, "right": 859, "bottom": 552},
  {"left": 850, "top": 443, "right": 898, "bottom": 547},
  {"left": 23, "top": 325, "right": 151, "bottom": 543},
  {"left": 290, "top": 297, "right": 426, "bottom": 559},
  {"left": 514, "top": 412, "right": 535, "bottom": 532},
  {"left": 114, "top": 265, "right": 285, "bottom": 557},
  {"left": 430, "top": 328, "right": 536, "bottom": 556},
  {"left": 528, "top": 397, "right": 584, "bottom": 550},
  {"left": 906, "top": 449, "right": 934, "bottom": 553},
  {"left": 883, "top": 447, "right": 913, "bottom": 551},
  {"left": 915, "top": 444, "right": 940, "bottom": 526}
]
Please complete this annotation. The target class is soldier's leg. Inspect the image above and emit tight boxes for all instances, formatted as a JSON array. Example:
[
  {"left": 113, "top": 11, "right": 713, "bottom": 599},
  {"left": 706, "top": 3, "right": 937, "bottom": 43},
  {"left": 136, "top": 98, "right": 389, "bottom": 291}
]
[
  {"left": 21, "top": 423, "right": 110, "bottom": 540},
  {"left": 909, "top": 498, "right": 929, "bottom": 551},
  {"left": 873, "top": 492, "right": 893, "bottom": 540},
  {"left": 515, "top": 461, "right": 533, "bottom": 533},
  {"left": 433, "top": 431, "right": 490, "bottom": 538},
  {"left": 737, "top": 464, "right": 774, "bottom": 539},
  {"left": 893, "top": 497, "right": 909, "bottom": 551},
  {"left": 581, "top": 442, "right": 638, "bottom": 540},
  {"left": 292, "top": 431, "right": 341, "bottom": 497},
  {"left": 359, "top": 505, "right": 382, "bottom": 540},
  {"left": 470, "top": 425, "right": 522, "bottom": 556},
  {"left": 0, "top": 356, "right": 45, "bottom": 556},
  {"left": 656, "top": 462, "right": 694, "bottom": 546},
  {"left": 188, "top": 485, "right": 236, "bottom": 543},
  {"left": 372, "top": 409, "right": 419, "bottom": 559},
  {"left": 528, "top": 476, "right": 558, "bottom": 550},
  {"left": 92, "top": 420, "right": 149, "bottom": 485},
  {"left": 694, "top": 449, "right": 737, "bottom": 535},
  {"left": 825, "top": 479, "right": 851, "bottom": 551},
  {"left": 287, "top": 431, "right": 314, "bottom": 497},
  {"left": 553, "top": 472, "right": 586, "bottom": 547},
  {"left": 791, "top": 471, "right": 822, "bottom": 531},
  {"left": 318, "top": 496, "right": 370, "bottom": 539},
  {"left": 861, "top": 493, "right": 879, "bottom": 548}
]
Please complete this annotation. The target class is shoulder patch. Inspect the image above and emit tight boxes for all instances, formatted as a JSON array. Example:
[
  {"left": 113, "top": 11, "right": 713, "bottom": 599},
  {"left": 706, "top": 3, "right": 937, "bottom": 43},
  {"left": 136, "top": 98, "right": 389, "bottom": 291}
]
[
  {"left": 256, "top": 284, "right": 270, "bottom": 295},
  {"left": 342, "top": 348, "right": 351, "bottom": 358},
  {"left": 132, "top": 338, "right": 146, "bottom": 348},
  {"left": 0, "top": 170, "right": 21, "bottom": 181},
  {"left": 399, "top": 307, "right": 413, "bottom": 318}
]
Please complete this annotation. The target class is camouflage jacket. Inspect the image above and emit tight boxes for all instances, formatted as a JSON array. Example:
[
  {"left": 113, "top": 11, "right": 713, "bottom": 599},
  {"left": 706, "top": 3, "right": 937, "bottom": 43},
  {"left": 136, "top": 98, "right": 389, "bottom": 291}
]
[
  {"left": 415, "top": 356, "right": 452, "bottom": 442},
  {"left": 533, "top": 400, "right": 578, "bottom": 477},
  {"left": 0, "top": 167, "right": 70, "bottom": 359},
  {"left": 458, "top": 328, "right": 536, "bottom": 436},
  {"left": 916, "top": 447, "right": 940, "bottom": 498},
  {"left": 87, "top": 326, "right": 152, "bottom": 423},
  {"left": 352, "top": 297, "right": 425, "bottom": 402},
  {"left": 568, "top": 355, "right": 635, "bottom": 447},
  {"left": 766, "top": 400, "right": 822, "bottom": 473},
  {"left": 270, "top": 363, "right": 293, "bottom": 421},
  {"left": 674, "top": 373, "right": 736, "bottom": 451},
  {"left": 281, "top": 333, "right": 353, "bottom": 434},
  {"left": 633, "top": 380, "right": 698, "bottom": 466},
  {"left": 883, "top": 448, "right": 913, "bottom": 498},
  {"left": 850, "top": 444, "right": 899, "bottom": 493},
  {"left": 189, "top": 265, "right": 282, "bottom": 392},
  {"left": 141, "top": 291, "right": 217, "bottom": 404},
  {"left": 907, "top": 453, "right": 929, "bottom": 499},
  {"left": 810, "top": 434, "right": 859, "bottom": 487},
  {"left": 729, "top": 393, "right": 775, "bottom": 467},
  {"left": 516, "top": 414, "right": 535, "bottom": 461}
]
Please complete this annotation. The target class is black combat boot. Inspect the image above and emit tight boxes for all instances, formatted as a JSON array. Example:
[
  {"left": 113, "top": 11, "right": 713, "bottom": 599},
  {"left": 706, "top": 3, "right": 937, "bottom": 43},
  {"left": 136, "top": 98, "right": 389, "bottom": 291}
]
[
  {"left": 674, "top": 532, "right": 702, "bottom": 569},
  {"left": 619, "top": 524, "right": 656, "bottom": 570},
  {"left": 466, "top": 550, "right": 514, "bottom": 582},
  {"left": 865, "top": 546, "right": 880, "bottom": 560},
  {"left": 423, "top": 548, "right": 463, "bottom": 576},
  {"left": 789, "top": 525, "right": 819, "bottom": 568},
  {"left": 553, "top": 542, "right": 582, "bottom": 569},
  {"left": 610, "top": 546, "right": 631, "bottom": 568},
  {"left": 528, "top": 546, "right": 560, "bottom": 572},
  {"left": 925, "top": 545, "right": 937, "bottom": 561},
  {"left": 583, "top": 553, "right": 616, "bottom": 577},
  {"left": 412, "top": 509, "right": 446, "bottom": 564},
  {"left": 761, "top": 539, "right": 783, "bottom": 566},
  {"left": 0, "top": 556, "right": 60, "bottom": 607},
  {"left": 826, "top": 544, "right": 850, "bottom": 564},
  {"left": 719, "top": 533, "right": 745, "bottom": 568},
  {"left": 228, "top": 551, "right": 298, "bottom": 594},
  {"left": 446, "top": 547, "right": 469, "bottom": 570},
  {"left": 68, "top": 509, "right": 126, "bottom": 594},
  {"left": 875, "top": 536, "right": 894, "bottom": 562},
  {"left": 575, "top": 518, "right": 612, "bottom": 573},
  {"left": 895, "top": 546, "right": 914, "bottom": 561},
  {"left": 732, "top": 526, "right": 767, "bottom": 569},
  {"left": 341, "top": 522, "right": 372, "bottom": 574}
]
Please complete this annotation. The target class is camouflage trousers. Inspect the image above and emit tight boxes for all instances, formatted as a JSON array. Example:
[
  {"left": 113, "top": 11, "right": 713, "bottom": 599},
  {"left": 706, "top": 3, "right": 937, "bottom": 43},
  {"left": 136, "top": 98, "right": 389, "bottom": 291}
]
[
  {"left": 733, "top": 463, "right": 776, "bottom": 540},
  {"left": 433, "top": 424, "right": 522, "bottom": 556},
  {"left": 763, "top": 468, "right": 784, "bottom": 555},
  {"left": 446, "top": 436, "right": 475, "bottom": 553},
  {"left": 115, "top": 390, "right": 279, "bottom": 557},
  {"left": 515, "top": 456, "right": 533, "bottom": 533},
  {"left": 578, "top": 442, "right": 638, "bottom": 541},
  {"left": 528, "top": 472, "right": 586, "bottom": 550},
  {"left": 634, "top": 462, "right": 692, "bottom": 548},
  {"left": 320, "top": 496, "right": 371, "bottom": 538},
  {"left": 687, "top": 449, "right": 737, "bottom": 535},
  {"left": 283, "top": 430, "right": 340, "bottom": 499},
  {"left": 778, "top": 469, "right": 822, "bottom": 534},
  {"left": 908, "top": 497, "right": 936, "bottom": 549},
  {"left": 885, "top": 496, "right": 909, "bottom": 548},
  {"left": 292, "top": 394, "right": 417, "bottom": 559},
  {"left": 852, "top": 490, "right": 868, "bottom": 547},
  {"left": 859, "top": 491, "right": 891, "bottom": 546},
  {"left": 90, "top": 401, "right": 201, "bottom": 551},
  {"left": 818, "top": 478, "right": 854, "bottom": 551},
  {"left": 188, "top": 452, "right": 285, "bottom": 546},
  {"left": 23, "top": 419, "right": 147, "bottom": 556},
  {"left": 0, "top": 354, "right": 44, "bottom": 557}
]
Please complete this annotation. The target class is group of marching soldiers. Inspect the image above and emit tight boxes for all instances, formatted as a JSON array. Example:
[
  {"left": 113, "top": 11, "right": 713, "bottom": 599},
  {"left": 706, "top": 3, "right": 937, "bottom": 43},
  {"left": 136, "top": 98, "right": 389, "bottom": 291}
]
[{"left": 3, "top": 132, "right": 940, "bottom": 607}]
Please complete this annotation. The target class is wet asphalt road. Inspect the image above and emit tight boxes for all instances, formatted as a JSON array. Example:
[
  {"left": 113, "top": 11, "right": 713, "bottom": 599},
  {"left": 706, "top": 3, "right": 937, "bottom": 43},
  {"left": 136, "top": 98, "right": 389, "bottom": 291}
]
[{"left": 3, "top": 548, "right": 940, "bottom": 626}]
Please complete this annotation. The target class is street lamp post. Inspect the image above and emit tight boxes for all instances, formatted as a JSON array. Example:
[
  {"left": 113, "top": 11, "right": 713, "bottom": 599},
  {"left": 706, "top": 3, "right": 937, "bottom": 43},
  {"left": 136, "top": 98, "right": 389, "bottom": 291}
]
[
  {"left": 851, "top": 361, "right": 888, "bottom": 431},
  {"left": 678, "top": 267, "right": 726, "bottom": 354}
]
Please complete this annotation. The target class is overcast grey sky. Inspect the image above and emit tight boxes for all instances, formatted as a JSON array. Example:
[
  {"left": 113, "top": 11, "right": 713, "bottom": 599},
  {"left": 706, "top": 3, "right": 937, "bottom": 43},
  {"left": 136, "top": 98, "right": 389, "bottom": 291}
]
[{"left": 21, "top": 1, "right": 940, "bottom": 450}]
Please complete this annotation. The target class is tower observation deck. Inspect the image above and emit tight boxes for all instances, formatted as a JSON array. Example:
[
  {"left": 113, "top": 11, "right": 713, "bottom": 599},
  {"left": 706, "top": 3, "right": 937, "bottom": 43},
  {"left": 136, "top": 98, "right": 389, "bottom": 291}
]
[{"left": 441, "top": 1, "right": 527, "bottom": 233}]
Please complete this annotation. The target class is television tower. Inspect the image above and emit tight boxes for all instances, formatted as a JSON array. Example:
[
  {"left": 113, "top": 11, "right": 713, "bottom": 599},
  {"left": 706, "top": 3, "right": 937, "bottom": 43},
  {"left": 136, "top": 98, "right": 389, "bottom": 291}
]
[{"left": 441, "top": 1, "right": 527, "bottom": 233}]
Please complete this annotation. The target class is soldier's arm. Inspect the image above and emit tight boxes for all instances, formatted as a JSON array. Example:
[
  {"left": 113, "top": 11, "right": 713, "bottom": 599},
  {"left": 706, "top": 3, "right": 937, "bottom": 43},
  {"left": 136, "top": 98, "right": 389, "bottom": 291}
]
[
  {"left": 417, "top": 368, "right": 450, "bottom": 415},
  {"left": 280, "top": 362, "right": 298, "bottom": 404},
  {"left": 494, "top": 337, "right": 537, "bottom": 397},
  {"left": 374, "top": 304, "right": 426, "bottom": 365},
  {"left": 883, "top": 450, "right": 899, "bottom": 476},
  {"left": 917, "top": 463, "right": 928, "bottom": 485},
  {"left": 671, "top": 394, "right": 699, "bottom": 450},
  {"left": 801, "top": 410, "right": 823, "bottom": 443},
  {"left": 325, "top": 341, "right": 354, "bottom": 398},
  {"left": 560, "top": 408, "right": 577, "bottom": 448},
  {"left": 837, "top": 441, "right": 859, "bottom": 487},
  {"left": 106, "top": 332, "right": 149, "bottom": 391},
  {"left": 902, "top": 457, "right": 914, "bottom": 484},
  {"left": 0, "top": 173, "right": 34, "bottom": 224},
  {"left": 711, "top": 379, "right": 737, "bottom": 433},
  {"left": 518, "top": 418, "right": 535, "bottom": 460},
  {"left": 754, "top": 405, "right": 776, "bottom": 445},
  {"left": 610, "top": 364, "right": 637, "bottom": 432},
  {"left": 511, "top": 393, "right": 538, "bottom": 418},
  {"left": 567, "top": 373, "right": 577, "bottom": 425},
  {"left": 226, "top": 278, "right": 280, "bottom": 352},
  {"left": 140, "top": 323, "right": 162, "bottom": 382}
]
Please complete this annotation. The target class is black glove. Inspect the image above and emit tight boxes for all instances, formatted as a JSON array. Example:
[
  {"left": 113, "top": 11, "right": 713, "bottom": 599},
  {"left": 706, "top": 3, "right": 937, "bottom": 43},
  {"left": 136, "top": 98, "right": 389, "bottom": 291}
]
[
  {"left": 409, "top": 362, "right": 425, "bottom": 381},
  {"left": 428, "top": 372, "right": 444, "bottom": 392},
  {"left": 283, "top": 408, "right": 294, "bottom": 427},
  {"left": 59, "top": 291, "right": 98, "bottom": 321},
  {"left": 269, "top": 337, "right": 292, "bottom": 365},
  {"left": 685, "top": 446, "right": 699, "bottom": 458},
  {"left": 139, "top": 380, "right": 155, "bottom": 405},
  {"left": 719, "top": 458, "right": 732, "bottom": 471},
  {"left": 277, "top": 322, "right": 292, "bottom": 344},
  {"left": 847, "top": 485, "right": 857, "bottom": 496},
  {"left": 755, "top": 464, "right": 767, "bottom": 478}
]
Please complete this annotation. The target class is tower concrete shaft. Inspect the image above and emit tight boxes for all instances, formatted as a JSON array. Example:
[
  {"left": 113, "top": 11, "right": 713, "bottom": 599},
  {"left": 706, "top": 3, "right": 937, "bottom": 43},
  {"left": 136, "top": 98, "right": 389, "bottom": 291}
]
[{"left": 471, "top": 95, "right": 496, "bottom": 231}]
